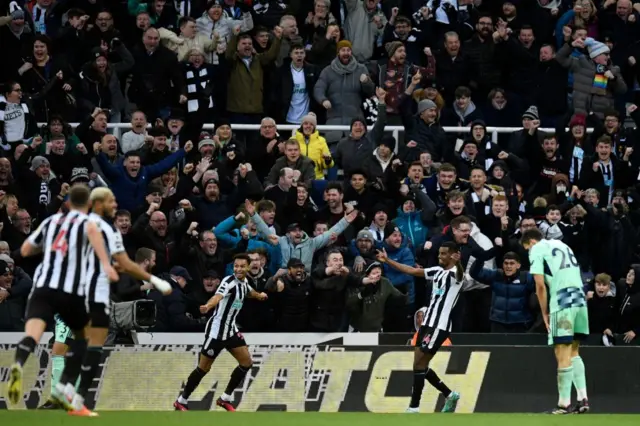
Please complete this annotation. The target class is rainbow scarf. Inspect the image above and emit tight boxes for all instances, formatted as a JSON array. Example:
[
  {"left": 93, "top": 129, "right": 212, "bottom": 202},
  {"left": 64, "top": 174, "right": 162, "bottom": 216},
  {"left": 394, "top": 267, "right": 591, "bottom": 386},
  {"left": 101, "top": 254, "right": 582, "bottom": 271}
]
[{"left": 592, "top": 64, "right": 608, "bottom": 96}]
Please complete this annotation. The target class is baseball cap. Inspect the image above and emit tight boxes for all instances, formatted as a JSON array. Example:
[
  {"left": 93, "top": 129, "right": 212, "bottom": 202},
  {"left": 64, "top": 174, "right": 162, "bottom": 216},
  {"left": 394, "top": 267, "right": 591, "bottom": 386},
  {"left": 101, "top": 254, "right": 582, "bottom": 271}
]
[
  {"left": 170, "top": 266, "right": 192, "bottom": 281},
  {"left": 0, "top": 260, "right": 11, "bottom": 275},
  {"left": 203, "top": 270, "right": 219, "bottom": 279},
  {"left": 286, "top": 223, "right": 302, "bottom": 232},
  {"left": 287, "top": 258, "right": 305, "bottom": 268}
]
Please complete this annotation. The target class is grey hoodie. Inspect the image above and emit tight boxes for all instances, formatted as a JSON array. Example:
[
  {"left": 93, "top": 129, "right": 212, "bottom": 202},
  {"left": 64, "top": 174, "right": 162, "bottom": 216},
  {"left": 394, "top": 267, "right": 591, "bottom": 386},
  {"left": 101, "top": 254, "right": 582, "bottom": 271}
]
[{"left": 252, "top": 213, "right": 349, "bottom": 272}]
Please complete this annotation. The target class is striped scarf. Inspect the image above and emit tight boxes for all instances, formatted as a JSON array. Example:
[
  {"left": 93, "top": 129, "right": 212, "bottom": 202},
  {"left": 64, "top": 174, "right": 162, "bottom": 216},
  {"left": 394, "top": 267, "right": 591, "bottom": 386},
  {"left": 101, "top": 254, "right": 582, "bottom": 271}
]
[{"left": 592, "top": 64, "right": 608, "bottom": 96}]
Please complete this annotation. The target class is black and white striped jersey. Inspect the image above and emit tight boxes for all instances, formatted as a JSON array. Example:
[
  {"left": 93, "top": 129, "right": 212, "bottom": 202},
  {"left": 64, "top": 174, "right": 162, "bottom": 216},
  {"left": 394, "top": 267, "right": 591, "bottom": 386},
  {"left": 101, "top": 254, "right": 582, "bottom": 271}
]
[
  {"left": 423, "top": 266, "right": 464, "bottom": 332},
  {"left": 27, "top": 211, "right": 92, "bottom": 297},
  {"left": 203, "top": 275, "right": 253, "bottom": 341},
  {"left": 84, "top": 213, "right": 125, "bottom": 304}
]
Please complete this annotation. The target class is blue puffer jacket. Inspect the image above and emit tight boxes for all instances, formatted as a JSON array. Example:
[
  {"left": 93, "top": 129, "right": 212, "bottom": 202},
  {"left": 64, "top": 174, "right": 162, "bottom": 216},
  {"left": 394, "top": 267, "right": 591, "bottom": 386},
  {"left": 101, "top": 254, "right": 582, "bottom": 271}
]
[
  {"left": 470, "top": 260, "right": 535, "bottom": 325},
  {"left": 382, "top": 238, "right": 415, "bottom": 304},
  {"left": 393, "top": 207, "right": 428, "bottom": 255},
  {"left": 214, "top": 216, "right": 281, "bottom": 274},
  {"left": 95, "top": 149, "right": 186, "bottom": 212}
]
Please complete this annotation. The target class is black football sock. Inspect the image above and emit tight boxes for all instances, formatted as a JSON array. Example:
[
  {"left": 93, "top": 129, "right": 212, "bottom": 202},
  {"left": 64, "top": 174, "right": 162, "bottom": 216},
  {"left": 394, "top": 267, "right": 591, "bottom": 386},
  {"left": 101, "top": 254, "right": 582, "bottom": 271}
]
[
  {"left": 425, "top": 368, "right": 451, "bottom": 397},
  {"left": 76, "top": 347, "right": 103, "bottom": 398},
  {"left": 181, "top": 367, "right": 208, "bottom": 400},
  {"left": 224, "top": 365, "right": 250, "bottom": 395},
  {"left": 14, "top": 336, "right": 37, "bottom": 366},
  {"left": 410, "top": 370, "right": 426, "bottom": 408},
  {"left": 59, "top": 339, "right": 88, "bottom": 387}
]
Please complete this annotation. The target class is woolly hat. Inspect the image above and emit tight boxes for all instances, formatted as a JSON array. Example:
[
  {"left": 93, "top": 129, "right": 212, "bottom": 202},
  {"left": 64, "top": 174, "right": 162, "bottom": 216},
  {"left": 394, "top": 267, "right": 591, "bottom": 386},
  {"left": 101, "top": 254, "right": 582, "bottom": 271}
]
[
  {"left": 522, "top": 105, "right": 539, "bottom": 120},
  {"left": 30, "top": 156, "right": 50, "bottom": 171},
  {"left": 350, "top": 116, "right": 367, "bottom": 130},
  {"left": 378, "top": 134, "right": 396, "bottom": 152},
  {"left": 357, "top": 229, "right": 374, "bottom": 241},
  {"left": 417, "top": 99, "right": 437, "bottom": 114},
  {"left": 9, "top": 1, "right": 24, "bottom": 20},
  {"left": 569, "top": 113, "right": 587, "bottom": 128},
  {"left": 91, "top": 47, "right": 108, "bottom": 61},
  {"left": 383, "top": 222, "right": 402, "bottom": 239},
  {"left": 586, "top": 37, "right": 610, "bottom": 59},
  {"left": 385, "top": 41, "right": 404, "bottom": 57},
  {"left": 301, "top": 112, "right": 317, "bottom": 127},
  {"left": 336, "top": 40, "right": 352, "bottom": 52},
  {"left": 198, "top": 132, "right": 215, "bottom": 149}
]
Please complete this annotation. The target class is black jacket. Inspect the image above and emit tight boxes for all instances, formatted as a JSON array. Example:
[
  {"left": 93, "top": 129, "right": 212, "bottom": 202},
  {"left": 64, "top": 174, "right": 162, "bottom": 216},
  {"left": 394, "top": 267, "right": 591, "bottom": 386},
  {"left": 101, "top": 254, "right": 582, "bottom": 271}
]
[
  {"left": 272, "top": 60, "right": 320, "bottom": 123},
  {"left": 237, "top": 269, "right": 276, "bottom": 332},
  {"left": 266, "top": 273, "right": 312, "bottom": 332},
  {"left": 128, "top": 45, "right": 185, "bottom": 106},
  {"left": 310, "top": 266, "right": 361, "bottom": 332}
]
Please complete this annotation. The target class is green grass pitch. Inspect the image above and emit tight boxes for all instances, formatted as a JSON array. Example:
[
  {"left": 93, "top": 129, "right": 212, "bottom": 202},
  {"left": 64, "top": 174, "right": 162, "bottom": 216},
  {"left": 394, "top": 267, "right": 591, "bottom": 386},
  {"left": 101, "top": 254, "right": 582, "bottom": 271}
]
[{"left": 1, "top": 412, "right": 640, "bottom": 426}]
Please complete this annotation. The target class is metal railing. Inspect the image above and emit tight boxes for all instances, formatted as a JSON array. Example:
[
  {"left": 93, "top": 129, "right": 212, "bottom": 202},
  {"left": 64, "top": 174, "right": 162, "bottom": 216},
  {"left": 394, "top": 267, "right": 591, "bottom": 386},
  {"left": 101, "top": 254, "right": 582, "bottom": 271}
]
[{"left": 38, "top": 123, "right": 595, "bottom": 150}]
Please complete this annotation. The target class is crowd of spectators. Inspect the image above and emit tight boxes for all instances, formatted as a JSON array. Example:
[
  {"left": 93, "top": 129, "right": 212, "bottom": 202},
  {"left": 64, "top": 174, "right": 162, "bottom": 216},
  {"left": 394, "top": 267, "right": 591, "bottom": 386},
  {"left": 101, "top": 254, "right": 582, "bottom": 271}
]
[{"left": 0, "top": 0, "right": 639, "bottom": 343}]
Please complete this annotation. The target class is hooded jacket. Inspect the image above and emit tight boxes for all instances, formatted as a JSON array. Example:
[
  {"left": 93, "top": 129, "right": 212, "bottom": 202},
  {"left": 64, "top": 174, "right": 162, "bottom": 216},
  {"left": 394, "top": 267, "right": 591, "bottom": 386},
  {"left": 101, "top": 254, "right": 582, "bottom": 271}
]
[
  {"left": 294, "top": 129, "right": 333, "bottom": 179},
  {"left": 251, "top": 212, "right": 349, "bottom": 272}
]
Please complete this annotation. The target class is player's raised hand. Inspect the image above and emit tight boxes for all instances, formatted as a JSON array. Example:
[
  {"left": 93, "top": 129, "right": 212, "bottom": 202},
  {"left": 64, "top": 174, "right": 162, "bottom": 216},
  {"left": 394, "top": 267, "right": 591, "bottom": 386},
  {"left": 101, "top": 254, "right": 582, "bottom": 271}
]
[
  {"left": 376, "top": 248, "right": 388, "bottom": 262},
  {"left": 200, "top": 304, "right": 211, "bottom": 314}
]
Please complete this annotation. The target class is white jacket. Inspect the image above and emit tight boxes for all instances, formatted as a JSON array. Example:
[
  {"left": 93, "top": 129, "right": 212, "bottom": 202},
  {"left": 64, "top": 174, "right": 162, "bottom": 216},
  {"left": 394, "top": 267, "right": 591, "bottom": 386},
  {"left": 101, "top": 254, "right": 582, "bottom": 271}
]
[{"left": 195, "top": 12, "right": 253, "bottom": 64}]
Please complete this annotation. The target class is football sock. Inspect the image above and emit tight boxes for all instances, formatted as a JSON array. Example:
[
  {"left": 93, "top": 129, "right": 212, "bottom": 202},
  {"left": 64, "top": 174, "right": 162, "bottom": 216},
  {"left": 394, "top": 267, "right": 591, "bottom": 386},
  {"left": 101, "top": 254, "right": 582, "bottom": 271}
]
[
  {"left": 59, "top": 339, "right": 88, "bottom": 387},
  {"left": 50, "top": 355, "right": 65, "bottom": 394},
  {"left": 425, "top": 368, "right": 452, "bottom": 397},
  {"left": 571, "top": 356, "right": 588, "bottom": 400},
  {"left": 224, "top": 365, "right": 250, "bottom": 395},
  {"left": 557, "top": 366, "right": 573, "bottom": 408},
  {"left": 76, "top": 347, "right": 103, "bottom": 398},
  {"left": 409, "top": 370, "right": 426, "bottom": 408},
  {"left": 181, "top": 367, "right": 207, "bottom": 400},
  {"left": 15, "top": 336, "right": 37, "bottom": 366}
]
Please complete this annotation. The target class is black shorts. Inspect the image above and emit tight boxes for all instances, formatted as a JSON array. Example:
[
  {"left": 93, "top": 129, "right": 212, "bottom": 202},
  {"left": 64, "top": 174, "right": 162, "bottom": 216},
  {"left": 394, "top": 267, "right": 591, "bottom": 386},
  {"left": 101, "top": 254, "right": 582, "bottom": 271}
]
[
  {"left": 416, "top": 325, "right": 450, "bottom": 355},
  {"left": 200, "top": 332, "right": 247, "bottom": 360},
  {"left": 26, "top": 288, "right": 89, "bottom": 332},
  {"left": 87, "top": 302, "right": 110, "bottom": 328}
]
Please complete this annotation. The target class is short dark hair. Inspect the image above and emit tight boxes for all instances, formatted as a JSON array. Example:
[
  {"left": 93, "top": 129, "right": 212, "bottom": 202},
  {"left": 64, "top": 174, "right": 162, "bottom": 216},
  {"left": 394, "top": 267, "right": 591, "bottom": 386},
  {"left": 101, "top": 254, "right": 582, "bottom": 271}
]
[
  {"left": 233, "top": 253, "right": 251, "bottom": 264},
  {"left": 256, "top": 199, "right": 275, "bottom": 213},
  {"left": 441, "top": 241, "right": 459, "bottom": 253},
  {"left": 325, "top": 181, "right": 343, "bottom": 194},
  {"left": 503, "top": 251, "right": 521, "bottom": 263},
  {"left": 325, "top": 247, "right": 343, "bottom": 263},
  {"left": 248, "top": 248, "right": 268, "bottom": 258},
  {"left": 395, "top": 16, "right": 411, "bottom": 26},
  {"left": 69, "top": 184, "right": 91, "bottom": 207},
  {"left": 438, "top": 163, "right": 457, "bottom": 174},
  {"left": 597, "top": 135, "right": 612, "bottom": 146},
  {"left": 520, "top": 228, "right": 543, "bottom": 245},
  {"left": 178, "top": 16, "right": 196, "bottom": 27},
  {"left": 115, "top": 210, "right": 130, "bottom": 219},
  {"left": 546, "top": 204, "right": 561, "bottom": 213},
  {"left": 454, "top": 86, "right": 471, "bottom": 99},
  {"left": 67, "top": 8, "right": 85, "bottom": 19},
  {"left": 450, "top": 215, "right": 471, "bottom": 228},
  {"left": 289, "top": 43, "right": 305, "bottom": 53},
  {"left": 135, "top": 247, "right": 155, "bottom": 263}
]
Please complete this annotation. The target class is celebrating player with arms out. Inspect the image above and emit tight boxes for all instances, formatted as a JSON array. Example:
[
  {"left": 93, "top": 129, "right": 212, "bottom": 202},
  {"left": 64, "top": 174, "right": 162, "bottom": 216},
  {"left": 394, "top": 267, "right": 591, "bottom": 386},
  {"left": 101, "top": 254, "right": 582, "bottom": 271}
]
[
  {"left": 174, "top": 253, "right": 268, "bottom": 412},
  {"left": 521, "top": 228, "right": 589, "bottom": 414},
  {"left": 377, "top": 241, "right": 463, "bottom": 413}
]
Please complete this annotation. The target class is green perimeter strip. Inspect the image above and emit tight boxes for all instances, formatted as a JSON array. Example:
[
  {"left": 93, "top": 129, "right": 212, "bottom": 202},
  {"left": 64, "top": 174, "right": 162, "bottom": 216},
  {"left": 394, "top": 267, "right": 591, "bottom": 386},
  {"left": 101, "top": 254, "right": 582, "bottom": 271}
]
[{"left": 0, "top": 412, "right": 639, "bottom": 426}]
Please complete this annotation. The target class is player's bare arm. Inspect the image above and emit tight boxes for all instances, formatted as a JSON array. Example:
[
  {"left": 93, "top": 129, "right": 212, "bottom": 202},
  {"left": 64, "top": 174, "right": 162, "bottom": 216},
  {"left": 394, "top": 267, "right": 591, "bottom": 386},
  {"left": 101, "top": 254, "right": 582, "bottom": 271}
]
[
  {"left": 112, "top": 252, "right": 172, "bottom": 295},
  {"left": 248, "top": 288, "right": 268, "bottom": 301},
  {"left": 533, "top": 273, "right": 550, "bottom": 331},
  {"left": 86, "top": 221, "right": 119, "bottom": 282},
  {"left": 376, "top": 248, "right": 424, "bottom": 278},
  {"left": 20, "top": 240, "right": 42, "bottom": 258},
  {"left": 200, "top": 293, "right": 224, "bottom": 313}
]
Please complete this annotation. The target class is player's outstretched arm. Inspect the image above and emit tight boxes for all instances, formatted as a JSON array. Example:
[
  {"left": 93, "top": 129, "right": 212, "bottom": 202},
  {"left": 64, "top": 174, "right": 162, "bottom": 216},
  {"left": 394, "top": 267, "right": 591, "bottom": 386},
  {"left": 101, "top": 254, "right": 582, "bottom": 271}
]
[
  {"left": 201, "top": 294, "right": 224, "bottom": 314},
  {"left": 112, "top": 252, "right": 172, "bottom": 295},
  {"left": 20, "top": 240, "right": 41, "bottom": 258},
  {"left": 248, "top": 288, "right": 268, "bottom": 301},
  {"left": 86, "top": 222, "right": 119, "bottom": 282},
  {"left": 376, "top": 249, "right": 425, "bottom": 278}
]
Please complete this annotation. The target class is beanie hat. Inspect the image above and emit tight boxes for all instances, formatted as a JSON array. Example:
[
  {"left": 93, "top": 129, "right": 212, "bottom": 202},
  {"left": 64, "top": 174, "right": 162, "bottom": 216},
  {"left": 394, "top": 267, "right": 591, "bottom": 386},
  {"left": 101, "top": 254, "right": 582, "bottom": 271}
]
[
  {"left": 522, "top": 105, "right": 539, "bottom": 121},
  {"left": 91, "top": 47, "right": 107, "bottom": 61},
  {"left": 215, "top": 117, "right": 231, "bottom": 129},
  {"left": 462, "top": 139, "right": 478, "bottom": 150},
  {"left": 30, "top": 156, "right": 50, "bottom": 171},
  {"left": 378, "top": 134, "right": 396, "bottom": 152},
  {"left": 385, "top": 41, "right": 404, "bottom": 58},
  {"left": 301, "top": 112, "right": 317, "bottom": 127},
  {"left": 586, "top": 37, "right": 610, "bottom": 59},
  {"left": 569, "top": 113, "right": 587, "bottom": 128},
  {"left": 417, "top": 99, "right": 437, "bottom": 114},
  {"left": 9, "top": 1, "right": 24, "bottom": 20},
  {"left": 357, "top": 229, "right": 374, "bottom": 241},
  {"left": 198, "top": 132, "right": 215, "bottom": 149},
  {"left": 383, "top": 222, "right": 401, "bottom": 240},
  {"left": 350, "top": 116, "right": 366, "bottom": 130},
  {"left": 336, "top": 40, "right": 352, "bottom": 52}
]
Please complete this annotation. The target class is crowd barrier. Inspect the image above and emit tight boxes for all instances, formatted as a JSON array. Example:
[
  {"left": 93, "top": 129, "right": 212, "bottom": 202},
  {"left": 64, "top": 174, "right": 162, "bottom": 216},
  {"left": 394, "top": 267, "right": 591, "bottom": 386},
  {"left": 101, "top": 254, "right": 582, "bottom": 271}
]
[
  {"left": 36, "top": 123, "right": 595, "bottom": 152},
  {"left": 0, "top": 333, "right": 637, "bottom": 413}
]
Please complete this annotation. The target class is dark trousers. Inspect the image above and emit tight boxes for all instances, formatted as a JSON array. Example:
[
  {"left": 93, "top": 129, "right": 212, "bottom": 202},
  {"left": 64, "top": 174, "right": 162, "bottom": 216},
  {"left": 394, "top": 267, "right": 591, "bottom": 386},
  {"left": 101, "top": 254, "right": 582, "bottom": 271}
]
[
  {"left": 458, "top": 287, "right": 492, "bottom": 333},
  {"left": 490, "top": 321, "right": 529, "bottom": 333}
]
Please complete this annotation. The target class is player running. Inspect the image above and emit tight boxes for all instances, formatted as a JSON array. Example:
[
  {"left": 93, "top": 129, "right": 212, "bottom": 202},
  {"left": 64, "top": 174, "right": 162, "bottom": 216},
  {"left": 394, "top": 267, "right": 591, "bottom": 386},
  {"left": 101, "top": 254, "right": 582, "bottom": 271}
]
[
  {"left": 174, "top": 254, "right": 268, "bottom": 412},
  {"left": 377, "top": 241, "right": 463, "bottom": 413},
  {"left": 55, "top": 187, "right": 172, "bottom": 417},
  {"left": 520, "top": 228, "right": 589, "bottom": 414},
  {"left": 6, "top": 184, "right": 117, "bottom": 408},
  {"left": 38, "top": 315, "right": 78, "bottom": 409}
]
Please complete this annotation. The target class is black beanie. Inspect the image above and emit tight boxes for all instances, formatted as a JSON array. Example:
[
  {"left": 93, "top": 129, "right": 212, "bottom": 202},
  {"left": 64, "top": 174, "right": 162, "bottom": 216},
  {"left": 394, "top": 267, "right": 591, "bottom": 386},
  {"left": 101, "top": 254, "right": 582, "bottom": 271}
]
[
  {"left": 350, "top": 117, "right": 366, "bottom": 130},
  {"left": 378, "top": 135, "right": 396, "bottom": 152}
]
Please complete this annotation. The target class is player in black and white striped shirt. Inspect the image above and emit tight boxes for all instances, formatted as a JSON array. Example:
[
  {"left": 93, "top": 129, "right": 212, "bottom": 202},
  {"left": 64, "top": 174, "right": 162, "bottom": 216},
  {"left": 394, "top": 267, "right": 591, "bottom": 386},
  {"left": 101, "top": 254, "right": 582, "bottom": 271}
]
[
  {"left": 6, "top": 184, "right": 117, "bottom": 408},
  {"left": 54, "top": 187, "right": 172, "bottom": 417},
  {"left": 174, "top": 254, "right": 268, "bottom": 412},
  {"left": 377, "top": 241, "right": 464, "bottom": 414}
]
